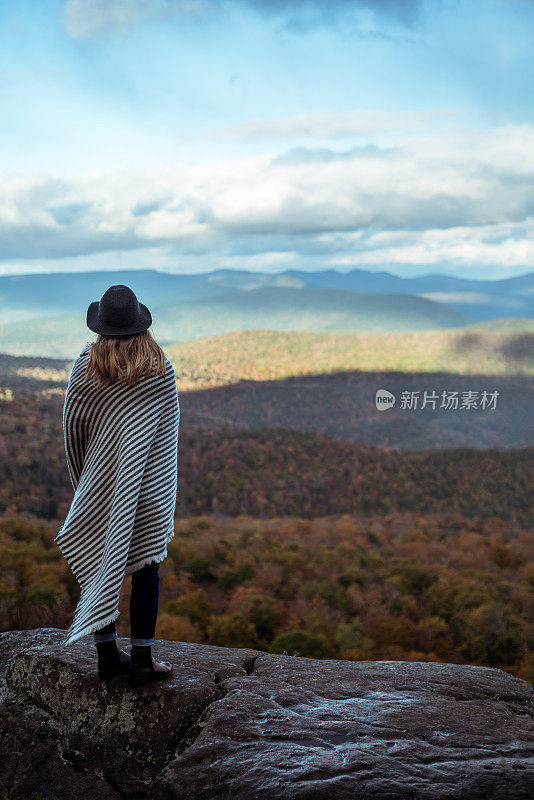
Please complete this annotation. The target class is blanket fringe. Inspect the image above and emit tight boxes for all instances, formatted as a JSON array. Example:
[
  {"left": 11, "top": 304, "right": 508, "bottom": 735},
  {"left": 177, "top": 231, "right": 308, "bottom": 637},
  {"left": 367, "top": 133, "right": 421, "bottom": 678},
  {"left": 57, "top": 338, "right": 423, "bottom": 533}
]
[
  {"left": 124, "top": 524, "right": 176, "bottom": 576},
  {"left": 64, "top": 607, "right": 122, "bottom": 645}
]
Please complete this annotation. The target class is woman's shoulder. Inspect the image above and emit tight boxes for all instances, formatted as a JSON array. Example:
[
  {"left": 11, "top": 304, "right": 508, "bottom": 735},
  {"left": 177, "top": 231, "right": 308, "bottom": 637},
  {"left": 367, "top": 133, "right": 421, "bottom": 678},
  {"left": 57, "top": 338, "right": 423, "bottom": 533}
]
[
  {"left": 162, "top": 351, "right": 175, "bottom": 373},
  {"left": 79, "top": 342, "right": 93, "bottom": 357}
]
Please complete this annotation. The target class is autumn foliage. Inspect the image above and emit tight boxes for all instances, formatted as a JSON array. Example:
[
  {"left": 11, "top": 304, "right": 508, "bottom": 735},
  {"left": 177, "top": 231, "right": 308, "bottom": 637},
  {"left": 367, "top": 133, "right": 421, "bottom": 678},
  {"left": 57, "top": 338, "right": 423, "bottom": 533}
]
[{"left": 1, "top": 513, "right": 532, "bottom": 683}]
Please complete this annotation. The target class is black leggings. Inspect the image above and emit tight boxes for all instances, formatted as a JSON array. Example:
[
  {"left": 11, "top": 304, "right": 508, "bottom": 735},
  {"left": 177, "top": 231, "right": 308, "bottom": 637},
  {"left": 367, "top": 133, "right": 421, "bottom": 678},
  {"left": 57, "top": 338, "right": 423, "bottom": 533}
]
[{"left": 93, "top": 561, "right": 160, "bottom": 646}]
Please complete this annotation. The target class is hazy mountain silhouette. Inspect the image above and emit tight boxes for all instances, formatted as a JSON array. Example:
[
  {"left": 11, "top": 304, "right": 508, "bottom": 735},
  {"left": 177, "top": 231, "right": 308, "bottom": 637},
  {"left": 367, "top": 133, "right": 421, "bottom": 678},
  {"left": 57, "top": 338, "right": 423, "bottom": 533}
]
[{"left": 0, "top": 267, "right": 532, "bottom": 357}]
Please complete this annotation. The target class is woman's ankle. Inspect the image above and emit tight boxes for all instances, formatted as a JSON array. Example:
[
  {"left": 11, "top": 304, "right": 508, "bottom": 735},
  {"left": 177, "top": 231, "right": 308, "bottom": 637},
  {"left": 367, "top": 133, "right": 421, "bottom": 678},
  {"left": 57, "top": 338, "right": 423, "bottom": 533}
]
[
  {"left": 95, "top": 639, "right": 118, "bottom": 657},
  {"left": 131, "top": 644, "right": 152, "bottom": 664}
]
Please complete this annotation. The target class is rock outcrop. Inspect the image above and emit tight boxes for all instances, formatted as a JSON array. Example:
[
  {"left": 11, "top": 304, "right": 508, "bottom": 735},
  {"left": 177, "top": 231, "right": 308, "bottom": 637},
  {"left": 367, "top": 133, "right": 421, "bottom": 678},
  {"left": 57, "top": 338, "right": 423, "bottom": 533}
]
[{"left": 0, "top": 628, "right": 532, "bottom": 799}]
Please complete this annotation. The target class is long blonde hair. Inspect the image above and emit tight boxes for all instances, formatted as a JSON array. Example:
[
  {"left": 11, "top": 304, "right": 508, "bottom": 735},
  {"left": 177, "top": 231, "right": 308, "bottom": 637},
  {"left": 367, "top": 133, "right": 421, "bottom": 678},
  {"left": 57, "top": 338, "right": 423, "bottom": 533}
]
[{"left": 85, "top": 329, "right": 167, "bottom": 389}]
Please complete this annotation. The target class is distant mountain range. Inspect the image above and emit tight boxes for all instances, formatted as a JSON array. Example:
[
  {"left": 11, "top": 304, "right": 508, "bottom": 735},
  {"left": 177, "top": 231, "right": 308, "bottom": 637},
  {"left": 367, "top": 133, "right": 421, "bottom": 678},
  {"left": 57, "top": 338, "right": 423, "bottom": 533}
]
[{"left": 0, "top": 267, "right": 532, "bottom": 358}]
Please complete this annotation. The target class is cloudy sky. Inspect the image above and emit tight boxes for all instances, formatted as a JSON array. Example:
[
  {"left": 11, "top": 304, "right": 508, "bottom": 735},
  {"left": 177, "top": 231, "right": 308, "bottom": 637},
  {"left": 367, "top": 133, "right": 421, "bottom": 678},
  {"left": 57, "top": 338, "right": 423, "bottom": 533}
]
[{"left": 0, "top": 0, "right": 533, "bottom": 278}]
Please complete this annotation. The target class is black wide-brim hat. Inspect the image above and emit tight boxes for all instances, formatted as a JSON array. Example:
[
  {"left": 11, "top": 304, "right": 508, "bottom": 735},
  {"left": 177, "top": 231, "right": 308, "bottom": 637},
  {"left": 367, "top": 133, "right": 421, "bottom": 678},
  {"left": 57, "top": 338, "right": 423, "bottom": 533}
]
[{"left": 87, "top": 284, "right": 152, "bottom": 336}]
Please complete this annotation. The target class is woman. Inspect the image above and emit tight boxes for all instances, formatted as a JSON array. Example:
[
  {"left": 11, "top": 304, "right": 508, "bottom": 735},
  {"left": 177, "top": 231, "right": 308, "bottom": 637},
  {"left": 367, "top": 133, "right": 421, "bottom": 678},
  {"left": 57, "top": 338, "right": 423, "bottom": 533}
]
[{"left": 55, "top": 284, "right": 180, "bottom": 687}]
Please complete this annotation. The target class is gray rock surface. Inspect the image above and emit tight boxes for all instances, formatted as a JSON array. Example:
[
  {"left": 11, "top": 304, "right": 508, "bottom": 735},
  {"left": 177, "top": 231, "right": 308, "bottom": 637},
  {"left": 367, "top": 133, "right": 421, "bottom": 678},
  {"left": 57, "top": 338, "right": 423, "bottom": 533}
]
[{"left": 0, "top": 628, "right": 532, "bottom": 799}]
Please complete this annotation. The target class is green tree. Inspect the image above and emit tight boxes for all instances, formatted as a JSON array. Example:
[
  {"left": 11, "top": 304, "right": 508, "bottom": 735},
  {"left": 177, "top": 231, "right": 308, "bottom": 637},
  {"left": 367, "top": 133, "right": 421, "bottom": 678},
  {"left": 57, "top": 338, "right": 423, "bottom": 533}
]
[
  {"left": 165, "top": 589, "right": 213, "bottom": 627},
  {"left": 458, "top": 602, "right": 527, "bottom": 666},
  {"left": 269, "top": 630, "right": 335, "bottom": 658},
  {"left": 247, "top": 596, "right": 281, "bottom": 643},
  {"left": 207, "top": 613, "right": 259, "bottom": 648}
]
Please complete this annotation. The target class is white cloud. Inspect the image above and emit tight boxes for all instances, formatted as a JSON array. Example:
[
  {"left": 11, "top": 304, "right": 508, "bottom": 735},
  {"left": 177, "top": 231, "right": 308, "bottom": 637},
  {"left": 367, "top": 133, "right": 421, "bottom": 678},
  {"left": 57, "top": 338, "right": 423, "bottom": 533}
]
[
  {"left": 63, "top": 0, "right": 213, "bottom": 38},
  {"left": 1, "top": 122, "right": 534, "bottom": 273},
  {"left": 418, "top": 292, "right": 524, "bottom": 307},
  {"left": 204, "top": 108, "right": 474, "bottom": 142},
  {"left": 62, "top": 0, "right": 420, "bottom": 38},
  {"left": 325, "top": 220, "right": 534, "bottom": 268},
  {"left": 218, "top": 251, "right": 299, "bottom": 269}
]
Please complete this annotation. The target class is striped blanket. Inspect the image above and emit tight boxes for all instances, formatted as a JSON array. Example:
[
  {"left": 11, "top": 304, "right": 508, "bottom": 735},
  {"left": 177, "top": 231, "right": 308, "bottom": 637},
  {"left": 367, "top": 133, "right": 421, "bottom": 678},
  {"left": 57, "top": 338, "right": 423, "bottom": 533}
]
[{"left": 55, "top": 343, "right": 180, "bottom": 644}]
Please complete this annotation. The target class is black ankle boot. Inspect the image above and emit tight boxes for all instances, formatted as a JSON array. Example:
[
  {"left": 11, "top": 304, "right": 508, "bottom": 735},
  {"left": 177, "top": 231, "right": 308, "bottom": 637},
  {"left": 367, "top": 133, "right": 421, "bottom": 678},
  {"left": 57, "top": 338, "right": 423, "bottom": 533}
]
[
  {"left": 96, "top": 639, "right": 119, "bottom": 658},
  {"left": 129, "top": 645, "right": 173, "bottom": 687},
  {"left": 131, "top": 644, "right": 152, "bottom": 665},
  {"left": 96, "top": 639, "right": 131, "bottom": 680}
]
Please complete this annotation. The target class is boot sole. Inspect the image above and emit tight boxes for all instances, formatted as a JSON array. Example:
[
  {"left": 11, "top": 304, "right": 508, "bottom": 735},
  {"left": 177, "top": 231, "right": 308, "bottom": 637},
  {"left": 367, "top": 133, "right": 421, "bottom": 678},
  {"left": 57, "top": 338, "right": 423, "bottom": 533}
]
[
  {"left": 129, "top": 668, "right": 173, "bottom": 688},
  {"left": 98, "top": 661, "right": 131, "bottom": 681},
  {"left": 97, "top": 645, "right": 131, "bottom": 681}
]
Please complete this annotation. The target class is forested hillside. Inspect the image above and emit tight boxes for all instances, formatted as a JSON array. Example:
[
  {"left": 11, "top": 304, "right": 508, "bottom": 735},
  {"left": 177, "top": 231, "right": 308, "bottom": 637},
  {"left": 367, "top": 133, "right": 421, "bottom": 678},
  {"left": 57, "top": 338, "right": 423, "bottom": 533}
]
[
  {"left": 0, "top": 327, "right": 531, "bottom": 682},
  {"left": 165, "top": 326, "right": 534, "bottom": 389},
  {"left": 0, "top": 395, "right": 532, "bottom": 523},
  {"left": 1, "top": 327, "right": 533, "bottom": 450},
  {"left": 1, "top": 514, "right": 532, "bottom": 681}
]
